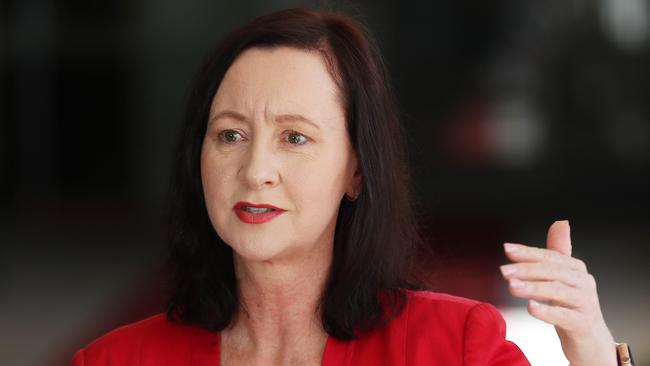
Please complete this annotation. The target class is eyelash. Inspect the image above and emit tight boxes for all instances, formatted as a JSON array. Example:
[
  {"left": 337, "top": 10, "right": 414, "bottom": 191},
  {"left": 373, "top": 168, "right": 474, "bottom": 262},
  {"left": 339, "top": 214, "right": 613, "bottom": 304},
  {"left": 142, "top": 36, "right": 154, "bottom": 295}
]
[{"left": 217, "top": 129, "right": 310, "bottom": 146}]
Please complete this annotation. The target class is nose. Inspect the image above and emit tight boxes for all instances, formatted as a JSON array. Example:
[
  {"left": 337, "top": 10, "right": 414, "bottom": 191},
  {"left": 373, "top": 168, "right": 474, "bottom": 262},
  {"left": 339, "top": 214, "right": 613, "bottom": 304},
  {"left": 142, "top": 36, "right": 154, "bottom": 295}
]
[{"left": 238, "top": 141, "right": 280, "bottom": 190}]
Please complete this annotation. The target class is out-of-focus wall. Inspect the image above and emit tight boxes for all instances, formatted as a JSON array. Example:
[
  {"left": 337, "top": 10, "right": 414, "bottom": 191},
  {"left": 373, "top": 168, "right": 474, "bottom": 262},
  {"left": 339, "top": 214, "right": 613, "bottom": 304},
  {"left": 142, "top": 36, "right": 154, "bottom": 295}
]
[{"left": 1, "top": 1, "right": 648, "bottom": 365}]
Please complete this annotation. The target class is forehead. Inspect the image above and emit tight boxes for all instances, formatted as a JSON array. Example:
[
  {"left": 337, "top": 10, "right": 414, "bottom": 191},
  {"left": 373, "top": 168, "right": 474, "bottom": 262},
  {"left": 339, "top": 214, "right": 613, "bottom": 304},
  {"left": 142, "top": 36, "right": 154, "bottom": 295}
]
[{"left": 210, "top": 46, "right": 344, "bottom": 126}]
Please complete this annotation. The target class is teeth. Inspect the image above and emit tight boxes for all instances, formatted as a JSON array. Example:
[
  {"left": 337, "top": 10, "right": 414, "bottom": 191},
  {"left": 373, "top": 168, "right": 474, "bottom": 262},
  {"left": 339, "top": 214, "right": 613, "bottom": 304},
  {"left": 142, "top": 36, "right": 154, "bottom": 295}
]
[{"left": 242, "top": 206, "right": 274, "bottom": 214}]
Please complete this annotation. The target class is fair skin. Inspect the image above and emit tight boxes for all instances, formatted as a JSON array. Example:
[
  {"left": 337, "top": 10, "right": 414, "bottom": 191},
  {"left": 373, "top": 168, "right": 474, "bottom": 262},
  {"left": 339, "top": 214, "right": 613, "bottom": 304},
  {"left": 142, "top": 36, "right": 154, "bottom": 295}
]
[
  {"left": 200, "top": 46, "right": 359, "bottom": 365},
  {"left": 201, "top": 46, "right": 616, "bottom": 366},
  {"left": 501, "top": 220, "right": 617, "bottom": 366}
]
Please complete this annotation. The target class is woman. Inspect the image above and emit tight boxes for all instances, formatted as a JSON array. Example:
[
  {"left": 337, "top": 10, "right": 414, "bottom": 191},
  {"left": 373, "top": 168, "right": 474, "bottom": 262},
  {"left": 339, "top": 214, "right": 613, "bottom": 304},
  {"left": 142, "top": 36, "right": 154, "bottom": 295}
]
[{"left": 73, "top": 8, "right": 622, "bottom": 366}]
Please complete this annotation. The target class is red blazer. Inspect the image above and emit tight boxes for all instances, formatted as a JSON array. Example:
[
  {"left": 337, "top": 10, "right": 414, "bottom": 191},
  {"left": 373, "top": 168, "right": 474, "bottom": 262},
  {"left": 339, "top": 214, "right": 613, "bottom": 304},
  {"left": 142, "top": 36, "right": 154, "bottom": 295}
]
[{"left": 73, "top": 291, "right": 530, "bottom": 365}]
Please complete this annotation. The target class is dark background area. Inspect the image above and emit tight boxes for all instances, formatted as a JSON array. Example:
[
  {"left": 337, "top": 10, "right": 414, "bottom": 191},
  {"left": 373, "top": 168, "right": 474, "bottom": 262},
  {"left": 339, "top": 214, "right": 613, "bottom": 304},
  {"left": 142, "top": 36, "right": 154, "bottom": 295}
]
[{"left": 1, "top": 1, "right": 648, "bottom": 365}]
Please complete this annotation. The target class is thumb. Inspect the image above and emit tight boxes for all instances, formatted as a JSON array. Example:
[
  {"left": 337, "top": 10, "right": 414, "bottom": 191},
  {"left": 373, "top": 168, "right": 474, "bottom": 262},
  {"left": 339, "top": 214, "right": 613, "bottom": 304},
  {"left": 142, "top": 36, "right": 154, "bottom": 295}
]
[{"left": 547, "top": 220, "right": 572, "bottom": 256}]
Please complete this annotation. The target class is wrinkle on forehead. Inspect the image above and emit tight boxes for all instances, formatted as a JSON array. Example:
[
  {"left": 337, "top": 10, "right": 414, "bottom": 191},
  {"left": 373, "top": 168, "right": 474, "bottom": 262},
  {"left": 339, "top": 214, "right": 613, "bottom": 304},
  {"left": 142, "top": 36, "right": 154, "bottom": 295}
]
[{"left": 209, "top": 46, "right": 346, "bottom": 130}]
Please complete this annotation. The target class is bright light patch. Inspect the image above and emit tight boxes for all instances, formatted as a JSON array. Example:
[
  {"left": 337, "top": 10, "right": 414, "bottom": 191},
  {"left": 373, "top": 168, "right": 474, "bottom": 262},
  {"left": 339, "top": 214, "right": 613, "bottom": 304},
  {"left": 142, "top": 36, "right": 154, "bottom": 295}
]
[
  {"left": 499, "top": 307, "right": 569, "bottom": 365},
  {"left": 600, "top": 0, "right": 649, "bottom": 51}
]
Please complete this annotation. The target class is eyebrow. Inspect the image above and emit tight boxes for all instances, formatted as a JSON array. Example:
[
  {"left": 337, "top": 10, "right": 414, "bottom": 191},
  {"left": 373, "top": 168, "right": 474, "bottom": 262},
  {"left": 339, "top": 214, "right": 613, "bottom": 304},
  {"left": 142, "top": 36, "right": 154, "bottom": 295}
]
[{"left": 210, "top": 110, "right": 320, "bottom": 130}]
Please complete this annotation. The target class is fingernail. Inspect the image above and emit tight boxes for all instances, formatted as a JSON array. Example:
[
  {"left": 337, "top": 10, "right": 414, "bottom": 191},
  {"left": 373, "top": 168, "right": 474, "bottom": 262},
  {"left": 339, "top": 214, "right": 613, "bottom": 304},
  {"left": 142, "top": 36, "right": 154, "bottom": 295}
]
[
  {"left": 555, "top": 219, "right": 570, "bottom": 227},
  {"left": 509, "top": 278, "right": 526, "bottom": 288},
  {"left": 500, "top": 265, "right": 517, "bottom": 276},
  {"left": 504, "top": 243, "right": 518, "bottom": 253},
  {"left": 529, "top": 299, "right": 541, "bottom": 308}
]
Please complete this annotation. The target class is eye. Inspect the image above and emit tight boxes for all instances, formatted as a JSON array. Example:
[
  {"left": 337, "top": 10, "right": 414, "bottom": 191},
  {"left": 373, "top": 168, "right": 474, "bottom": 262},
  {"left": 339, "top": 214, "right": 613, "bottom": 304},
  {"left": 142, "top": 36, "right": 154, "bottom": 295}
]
[
  {"left": 218, "top": 129, "right": 244, "bottom": 143},
  {"left": 285, "top": 131, "right": 308, "bottom": 145}
]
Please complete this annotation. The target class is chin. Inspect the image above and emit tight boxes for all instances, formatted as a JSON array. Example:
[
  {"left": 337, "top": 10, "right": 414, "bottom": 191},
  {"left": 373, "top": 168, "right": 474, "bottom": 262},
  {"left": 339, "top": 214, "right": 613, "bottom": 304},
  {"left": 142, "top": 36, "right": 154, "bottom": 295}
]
[
  {"left": 235, "top": 248, "right": 298, "bottom": 265},
  {"left": 223, "top": 234, "right": 291, "bottom": 262}
]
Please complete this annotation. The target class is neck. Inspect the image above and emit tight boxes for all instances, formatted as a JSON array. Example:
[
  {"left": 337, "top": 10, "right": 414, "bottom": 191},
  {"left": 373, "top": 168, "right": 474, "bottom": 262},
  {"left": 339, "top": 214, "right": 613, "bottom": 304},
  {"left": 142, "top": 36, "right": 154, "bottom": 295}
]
[{"left": 224, "top": 239, "right": 333, "bottom": 361}]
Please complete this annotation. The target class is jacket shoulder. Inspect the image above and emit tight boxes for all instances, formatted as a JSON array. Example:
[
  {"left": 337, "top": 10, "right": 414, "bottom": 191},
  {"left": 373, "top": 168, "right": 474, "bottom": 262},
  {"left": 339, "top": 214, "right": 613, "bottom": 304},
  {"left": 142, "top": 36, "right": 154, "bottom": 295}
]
[
  {"left": 404, "top": 290, "right": 483, "bottom": 329},
  {"left": 346, "top": 290, "right": 494, "bottom": 365},
  {"left": 73, "top": 313, "right": 199, "bottom": 366},
  {"left": 406, "top": 290, "right": 511, "bottom": 330},
  {"left": 405, "top": 290, "right": 485, "bottom": 323},
  {"left": 402, "top": 290, "right": 530, "bottom": 365},
  {"left": 406, "top": 289, "right": 483, "bottom": 307}
]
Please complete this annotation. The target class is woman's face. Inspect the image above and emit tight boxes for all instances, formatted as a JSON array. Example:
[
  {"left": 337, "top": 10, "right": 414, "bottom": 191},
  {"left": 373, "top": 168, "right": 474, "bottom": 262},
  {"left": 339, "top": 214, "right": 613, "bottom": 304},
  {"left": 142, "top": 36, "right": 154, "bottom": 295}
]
[{"left": 201, "top": 46, "right": 359, "bottom": 263}]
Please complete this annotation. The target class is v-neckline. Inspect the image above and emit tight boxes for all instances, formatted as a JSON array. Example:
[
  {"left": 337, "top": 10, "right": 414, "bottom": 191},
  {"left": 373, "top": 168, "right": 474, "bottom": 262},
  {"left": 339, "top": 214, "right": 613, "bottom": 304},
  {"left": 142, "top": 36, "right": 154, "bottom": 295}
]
[{"left": 193, "top": 331, "right": 351, "bottom": 366}]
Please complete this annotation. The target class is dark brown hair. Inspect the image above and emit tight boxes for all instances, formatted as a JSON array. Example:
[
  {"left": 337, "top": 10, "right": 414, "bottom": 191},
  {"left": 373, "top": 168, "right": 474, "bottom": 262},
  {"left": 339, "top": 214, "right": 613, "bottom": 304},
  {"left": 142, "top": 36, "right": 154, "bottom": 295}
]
[{"left": 165, "top": 7, "right": 422, "bottom": 340}]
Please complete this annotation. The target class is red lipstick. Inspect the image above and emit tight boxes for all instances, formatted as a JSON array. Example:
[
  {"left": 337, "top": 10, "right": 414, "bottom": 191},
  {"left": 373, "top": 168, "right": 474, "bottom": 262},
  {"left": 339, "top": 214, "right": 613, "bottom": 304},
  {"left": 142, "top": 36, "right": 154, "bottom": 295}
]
[{"left": 233, "top": 201, "right": 286, "bottom": 224}]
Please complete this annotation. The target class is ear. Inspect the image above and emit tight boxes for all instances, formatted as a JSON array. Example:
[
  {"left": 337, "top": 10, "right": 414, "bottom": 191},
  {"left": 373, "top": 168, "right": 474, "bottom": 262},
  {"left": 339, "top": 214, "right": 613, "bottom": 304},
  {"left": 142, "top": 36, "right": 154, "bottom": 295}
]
[{"left": 345, "top": 158, "right": 362, "bottom": 199}]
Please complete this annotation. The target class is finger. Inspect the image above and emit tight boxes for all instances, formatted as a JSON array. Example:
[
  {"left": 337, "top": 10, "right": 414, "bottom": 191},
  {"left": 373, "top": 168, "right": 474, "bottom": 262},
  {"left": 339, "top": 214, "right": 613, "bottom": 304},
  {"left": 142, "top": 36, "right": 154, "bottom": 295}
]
[
  {"left": 504, "top": 243, "right": 587, "bottom": 272},
  {"left": 527, "top": 299, "right": 583, "bottom": 332},
  {"left": 547, "top": 220, "right": 572, "bottom": 256},
  {"left": 507, "top": 279, "right": 584, "bottom": 308},
  {"left": 500, "top": 262, "right": 585, "bottom": 287}
]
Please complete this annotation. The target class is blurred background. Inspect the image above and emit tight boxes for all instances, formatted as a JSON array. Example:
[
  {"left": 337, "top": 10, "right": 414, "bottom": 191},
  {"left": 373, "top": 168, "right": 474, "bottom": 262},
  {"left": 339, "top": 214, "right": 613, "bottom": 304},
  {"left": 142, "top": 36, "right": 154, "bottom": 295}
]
[{"left": 1, "top": 0, "right": 648, "bottom": 365}]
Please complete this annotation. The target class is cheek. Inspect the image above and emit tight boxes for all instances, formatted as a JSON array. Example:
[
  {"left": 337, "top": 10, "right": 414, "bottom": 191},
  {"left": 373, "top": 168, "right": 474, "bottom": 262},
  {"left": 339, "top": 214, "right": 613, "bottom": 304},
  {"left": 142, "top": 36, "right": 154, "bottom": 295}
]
[
  {"left": 288, "top": 151, "right": 349, "bottom": 216},
  {"left": 201, "top": 147, "right": 237, "bottom": 224}
]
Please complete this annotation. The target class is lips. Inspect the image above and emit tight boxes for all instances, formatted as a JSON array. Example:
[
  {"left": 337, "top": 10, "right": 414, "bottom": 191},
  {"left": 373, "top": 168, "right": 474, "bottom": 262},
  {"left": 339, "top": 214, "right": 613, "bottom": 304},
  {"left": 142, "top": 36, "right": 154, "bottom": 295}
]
[{"left": 233, "top": 201, "right": 286, "bottom": 224}]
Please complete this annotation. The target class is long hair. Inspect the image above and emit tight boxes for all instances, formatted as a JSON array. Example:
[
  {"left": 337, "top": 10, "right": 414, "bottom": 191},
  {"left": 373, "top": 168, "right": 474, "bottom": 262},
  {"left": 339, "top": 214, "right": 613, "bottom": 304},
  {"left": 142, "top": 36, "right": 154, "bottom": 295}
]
[{"left": 165, "top": 7, "right": 422, "bottom": 340}]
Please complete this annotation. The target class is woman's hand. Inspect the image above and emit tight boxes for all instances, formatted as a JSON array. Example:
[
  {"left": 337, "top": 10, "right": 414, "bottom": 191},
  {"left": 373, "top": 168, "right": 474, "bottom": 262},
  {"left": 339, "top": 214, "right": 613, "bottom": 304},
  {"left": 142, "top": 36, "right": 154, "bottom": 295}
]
[{"left": 500, "top": 220, "right": 617, "bottom": 366}]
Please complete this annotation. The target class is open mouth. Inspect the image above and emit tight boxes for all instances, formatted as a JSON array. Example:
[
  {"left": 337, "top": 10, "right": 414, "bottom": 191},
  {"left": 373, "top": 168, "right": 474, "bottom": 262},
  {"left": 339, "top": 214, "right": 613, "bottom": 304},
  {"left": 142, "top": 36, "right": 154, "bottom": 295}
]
[
  {"left": 240, "top": 206, "right": 276, "bottom": 214},
  {"left": 233, "top": 201, "right": 285, "bottom": 224}
]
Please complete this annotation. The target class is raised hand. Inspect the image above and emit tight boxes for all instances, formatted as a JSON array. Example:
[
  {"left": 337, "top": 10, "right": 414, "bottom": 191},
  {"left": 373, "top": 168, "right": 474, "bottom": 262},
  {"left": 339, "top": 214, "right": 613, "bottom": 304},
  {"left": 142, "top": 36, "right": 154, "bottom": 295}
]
[{"left": 500, "top": 220, "right": 617, "bottom": 366}]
